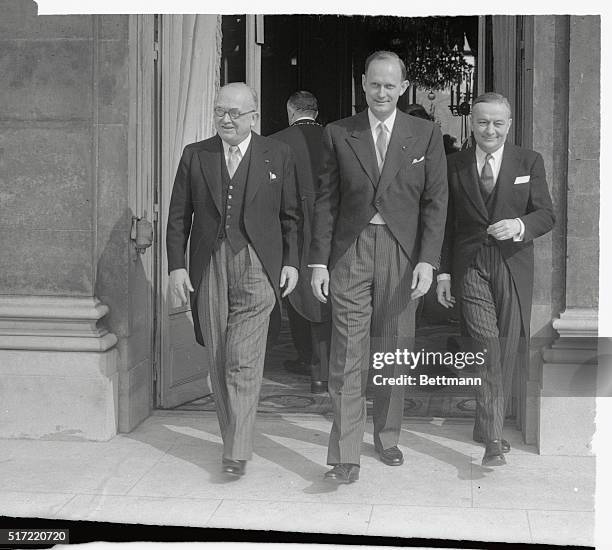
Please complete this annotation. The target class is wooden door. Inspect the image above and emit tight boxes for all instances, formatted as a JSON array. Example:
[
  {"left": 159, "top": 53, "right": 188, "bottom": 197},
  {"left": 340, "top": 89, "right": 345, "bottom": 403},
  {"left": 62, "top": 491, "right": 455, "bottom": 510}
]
[{"left": 157, "top": 14, "right": 222, "bottom": 408}]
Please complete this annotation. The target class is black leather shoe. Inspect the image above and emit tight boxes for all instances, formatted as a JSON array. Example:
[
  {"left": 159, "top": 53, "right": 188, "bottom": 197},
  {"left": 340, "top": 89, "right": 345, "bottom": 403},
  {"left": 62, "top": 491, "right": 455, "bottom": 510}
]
[
  {"left": 482, "top": 440, "right": 506, "bottom": 466},
  {"left": 310, "top": 380, "right": 328, "bottom": 394},
  {"left": 375, "top": 445, "right": 404, "bottom": 466},
  {"left": 324, "top": 463, "right": 360, "bottom": 483},
  {"left": 474, "top": 434, "right": 511, "bottom": 453},
  {"left": 222, "top": 459, "right": 246, "bottom": 476},
  {"left": 283, "top": 358, "right": 310, "bottom": 375}
]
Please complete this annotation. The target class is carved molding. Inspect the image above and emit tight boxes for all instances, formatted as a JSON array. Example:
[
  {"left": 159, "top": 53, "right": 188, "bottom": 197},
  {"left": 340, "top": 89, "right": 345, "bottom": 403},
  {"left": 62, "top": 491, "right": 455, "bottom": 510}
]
[
  {"left": 552, "top": 308, "right": 598, "bottom": 339},
  {"left": 0, "top": 296, "right": 118, "bottom": 352},
  {"left": 541, "top": 308, "right": 598, "bottom": 364}
]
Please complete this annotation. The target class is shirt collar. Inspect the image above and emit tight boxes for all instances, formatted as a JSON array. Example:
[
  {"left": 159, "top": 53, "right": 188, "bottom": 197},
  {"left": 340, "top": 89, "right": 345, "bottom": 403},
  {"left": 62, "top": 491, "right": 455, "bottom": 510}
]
[
  {"left": 368, "top": 108, "right": 397, "bottom": 135},
  {"left": 221, "top": 132, "right": 252, "bottom": 158},
  {"left": 475, "top": 143, "right": 505, "bottom": 165},
  {"left": 293, "top": 115, "right": 316, "bottom": 123}
]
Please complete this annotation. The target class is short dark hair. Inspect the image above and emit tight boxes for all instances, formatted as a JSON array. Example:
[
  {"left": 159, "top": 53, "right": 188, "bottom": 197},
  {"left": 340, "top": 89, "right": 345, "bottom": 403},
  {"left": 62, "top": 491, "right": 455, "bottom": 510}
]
[
  {"left": 364, "top": 50, "right": 407, "bottom": 81},
  {"left": 472, "top": 92, "right": 512, "bottom": 117},
  {"left": 287, "top": 90, "right": 318, "bottom": 113}
]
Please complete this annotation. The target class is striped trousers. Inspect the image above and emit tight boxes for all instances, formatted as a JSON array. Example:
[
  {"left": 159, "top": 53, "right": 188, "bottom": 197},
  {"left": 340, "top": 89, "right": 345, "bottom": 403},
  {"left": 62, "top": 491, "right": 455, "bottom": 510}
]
[
  {"left": 198, "top": 241, "right": 276, "bottom": 460},
  {"left": 460, "top": 244, "right": 522, "bottom": 443},
  {"left": 327, "top": 225, "right": 416, "bottom": 465}
]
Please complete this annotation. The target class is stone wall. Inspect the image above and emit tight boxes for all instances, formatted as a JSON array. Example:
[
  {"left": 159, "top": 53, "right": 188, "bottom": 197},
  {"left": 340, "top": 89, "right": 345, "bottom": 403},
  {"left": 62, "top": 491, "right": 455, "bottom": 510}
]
[
  {"left": 1, "top": 4, "right": 95, "bottom": 295},
  {"left": 537, "top": 15, "right": 600, "bottom": 456},
  {"left": 516, "top": 15, "right": 571, "bottom": 443},
  {"left": 0, "top": 3, "right": 131, "bottom": 327},
  {"left": 566, "top": 16, "right": 600, "bottom": 309},
  {"left": 531, "top": 15, "right": 570, "bottom": 327},
  {"left": 0, "top": 2, "right": 141, "bottom": 439}
]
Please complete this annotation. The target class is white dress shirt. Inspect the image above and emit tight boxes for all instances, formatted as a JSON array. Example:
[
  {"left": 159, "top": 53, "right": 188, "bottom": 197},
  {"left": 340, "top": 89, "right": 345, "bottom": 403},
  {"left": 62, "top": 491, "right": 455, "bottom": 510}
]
[
  {"left": 475, "top": 143, "right": 504, "bottom": 182},
  {"left": 221, "top": 132, "right": 252, "bottom": 167}
]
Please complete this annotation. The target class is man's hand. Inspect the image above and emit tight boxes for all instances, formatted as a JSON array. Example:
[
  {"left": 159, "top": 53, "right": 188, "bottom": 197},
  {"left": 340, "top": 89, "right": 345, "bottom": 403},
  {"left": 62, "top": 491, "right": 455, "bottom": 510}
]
[
  {"left": 487, "top": 219, "right": 521, "bottom": 240},
  {"left": 311, "top": 266, "right": 329, "bottom": 303},
  {"left": 169, "top": 268, "right": 194, "bottom": 306},
  {"left": 436, "top": 279, "right": 456, "bottom": 309},
  {"left": 280, "top": 266, "right": 299, "bottom": 298},
  {"left": 410, "top": 262, "right": 433, "bottom": 300}
]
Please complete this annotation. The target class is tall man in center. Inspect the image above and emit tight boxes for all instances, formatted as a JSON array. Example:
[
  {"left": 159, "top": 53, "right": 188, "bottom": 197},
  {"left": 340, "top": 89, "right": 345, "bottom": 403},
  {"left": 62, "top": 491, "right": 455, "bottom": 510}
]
[{"left": 310, "top": 51, "right": 448, "bottom": 482}]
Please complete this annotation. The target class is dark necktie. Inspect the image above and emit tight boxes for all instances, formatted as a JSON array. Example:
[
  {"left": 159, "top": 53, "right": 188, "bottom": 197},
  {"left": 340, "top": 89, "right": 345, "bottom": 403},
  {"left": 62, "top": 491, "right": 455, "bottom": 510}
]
[{"left": 480, "top": 153, "right": 495, "bottom": 199}]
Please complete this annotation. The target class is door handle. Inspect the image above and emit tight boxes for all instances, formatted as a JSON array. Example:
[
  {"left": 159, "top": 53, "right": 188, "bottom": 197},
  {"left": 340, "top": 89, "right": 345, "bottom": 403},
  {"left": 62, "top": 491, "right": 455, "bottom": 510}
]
[{"left": 131, "top": 211, "right": 154, "bottom": 254}]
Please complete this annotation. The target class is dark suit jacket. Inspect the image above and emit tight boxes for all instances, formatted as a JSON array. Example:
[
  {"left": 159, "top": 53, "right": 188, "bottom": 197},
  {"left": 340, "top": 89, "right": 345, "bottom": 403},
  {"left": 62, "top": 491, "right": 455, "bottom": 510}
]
[
  {"left": 166, "top": 132, "right": 300, "bottom": 346},
  {"left": 270, "top": 121, "right": 329, "bottom": 323},
  {"left": 309, "top": 109, "right": 448, "bottom": 270},
  {"left": 440, "top": 143, "right": 555, "bottom": 337}
]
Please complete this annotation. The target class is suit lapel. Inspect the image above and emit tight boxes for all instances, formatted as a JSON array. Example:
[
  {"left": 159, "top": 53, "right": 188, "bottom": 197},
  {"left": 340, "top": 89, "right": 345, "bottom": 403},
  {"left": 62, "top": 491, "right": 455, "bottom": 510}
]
[
  {"left": 490, "top": 143, "right": 519, "bottom": 220},
  {"left": 196, "top": 135, "right": 223, "bottom": 214},
  {"left": 456, "top": 148, "right": 489, "bottom": 223},
  {"left": 245, "top": 133, "right": 269, "bottom": 206},
  {"left": 375, "top": 112, "right": 417, "bottom": 200},
  {"left": 346, "top": 110, "right": 379, "bottom": 189}
]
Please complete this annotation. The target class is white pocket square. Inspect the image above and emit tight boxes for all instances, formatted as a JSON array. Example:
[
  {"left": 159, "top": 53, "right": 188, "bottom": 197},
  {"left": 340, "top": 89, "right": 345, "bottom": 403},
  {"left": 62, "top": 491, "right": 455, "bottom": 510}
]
[
  {"left": 269, "top": 171, "right": 277, "bottom": 181},
  {"left": 412, "top": 156, "right": 425, "bottom": 165},
  {"left": 514, "top": 175, "right": 530, "bottom": 184}
]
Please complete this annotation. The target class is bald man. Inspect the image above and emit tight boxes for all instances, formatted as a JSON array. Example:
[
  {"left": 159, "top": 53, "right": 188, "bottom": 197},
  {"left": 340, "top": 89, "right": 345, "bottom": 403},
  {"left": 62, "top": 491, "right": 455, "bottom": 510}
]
[{"left": 167, "top": 83, "right": 300, "bottom": 477}]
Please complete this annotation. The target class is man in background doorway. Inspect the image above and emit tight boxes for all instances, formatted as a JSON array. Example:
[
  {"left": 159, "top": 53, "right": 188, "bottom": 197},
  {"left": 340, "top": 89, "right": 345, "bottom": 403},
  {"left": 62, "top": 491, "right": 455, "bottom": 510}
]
[
  {"left": 310, "top": 51, "right": 448, "bottom": 483},
  {"left": 166, "top": 83, "right": 300, "bottom": 478},
  {"left": 270, "top": 91, "right": 331, "bottom": 394},
  {"left": 437, "top": 92, "right": 554, "bottom": 467}
]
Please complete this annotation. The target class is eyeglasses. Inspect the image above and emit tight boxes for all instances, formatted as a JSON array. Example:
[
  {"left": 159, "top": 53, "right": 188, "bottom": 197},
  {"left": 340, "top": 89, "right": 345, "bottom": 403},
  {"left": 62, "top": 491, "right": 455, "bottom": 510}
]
[{"left": 214, "top": 107, "right": 257, "bottom": 120}]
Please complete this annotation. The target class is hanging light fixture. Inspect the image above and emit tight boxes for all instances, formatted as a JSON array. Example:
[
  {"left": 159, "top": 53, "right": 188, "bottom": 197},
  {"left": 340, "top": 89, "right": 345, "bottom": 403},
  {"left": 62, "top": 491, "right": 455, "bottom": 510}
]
[
  {"left": 449, "top": 36, "right": 475, "bottom": 118},
  {"left": 449, "top": 65, "right": 473, "bottom": 117}
]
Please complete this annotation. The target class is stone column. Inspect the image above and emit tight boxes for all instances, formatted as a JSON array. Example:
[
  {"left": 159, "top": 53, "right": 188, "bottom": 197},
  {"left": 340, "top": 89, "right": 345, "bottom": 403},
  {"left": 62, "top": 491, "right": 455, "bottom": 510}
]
[
  {"left": 0, "top": 298, "right": 118, "bottom": 440},
  {"left": 0, "top": 2, "right": 136, "bottom": 440},
  {"left": 538, "top": 16, "right": 599, "bottom": 455},
  {"left": 520, "top": 15, "right": 570, "bottom": 444}
]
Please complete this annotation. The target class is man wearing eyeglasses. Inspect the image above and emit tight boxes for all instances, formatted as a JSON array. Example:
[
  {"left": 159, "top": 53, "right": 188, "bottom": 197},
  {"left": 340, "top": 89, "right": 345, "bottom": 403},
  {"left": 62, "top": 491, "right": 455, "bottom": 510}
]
[{"left": 166, "top": 82, "right": 300, "bottom": 478}]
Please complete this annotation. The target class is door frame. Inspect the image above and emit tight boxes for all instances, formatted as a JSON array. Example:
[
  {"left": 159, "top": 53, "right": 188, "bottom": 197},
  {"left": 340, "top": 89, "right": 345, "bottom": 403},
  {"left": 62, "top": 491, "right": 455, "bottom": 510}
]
[
  {"left": 154, "top": 14, "right": 223, "bottom": 409},
  {"left": 246, "top": 14, "right": 262, "bottom": 134},
  {"left": 125, "top": 14, "right": 157, "bottom": 428},
  {"left": 146, "top": 13, "right": 540, "bottom": 442},
  {"left": 128, "top": 13, "right": 164, "bottom": 409}
]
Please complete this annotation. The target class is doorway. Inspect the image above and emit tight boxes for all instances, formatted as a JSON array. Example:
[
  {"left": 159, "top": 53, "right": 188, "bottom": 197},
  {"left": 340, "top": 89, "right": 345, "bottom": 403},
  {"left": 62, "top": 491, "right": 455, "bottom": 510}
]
[
  {"left": 161, "top": 14, "right": 481, "bottom": 417},
  {"left": 258, "top": 15, "right": 480, "bottom": 144},
  {"left": 156, "top": 14, "right": 539, "bottom": 424},
  {"left": 262, "top": 15, "right": 479, "bottom": 418}
]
